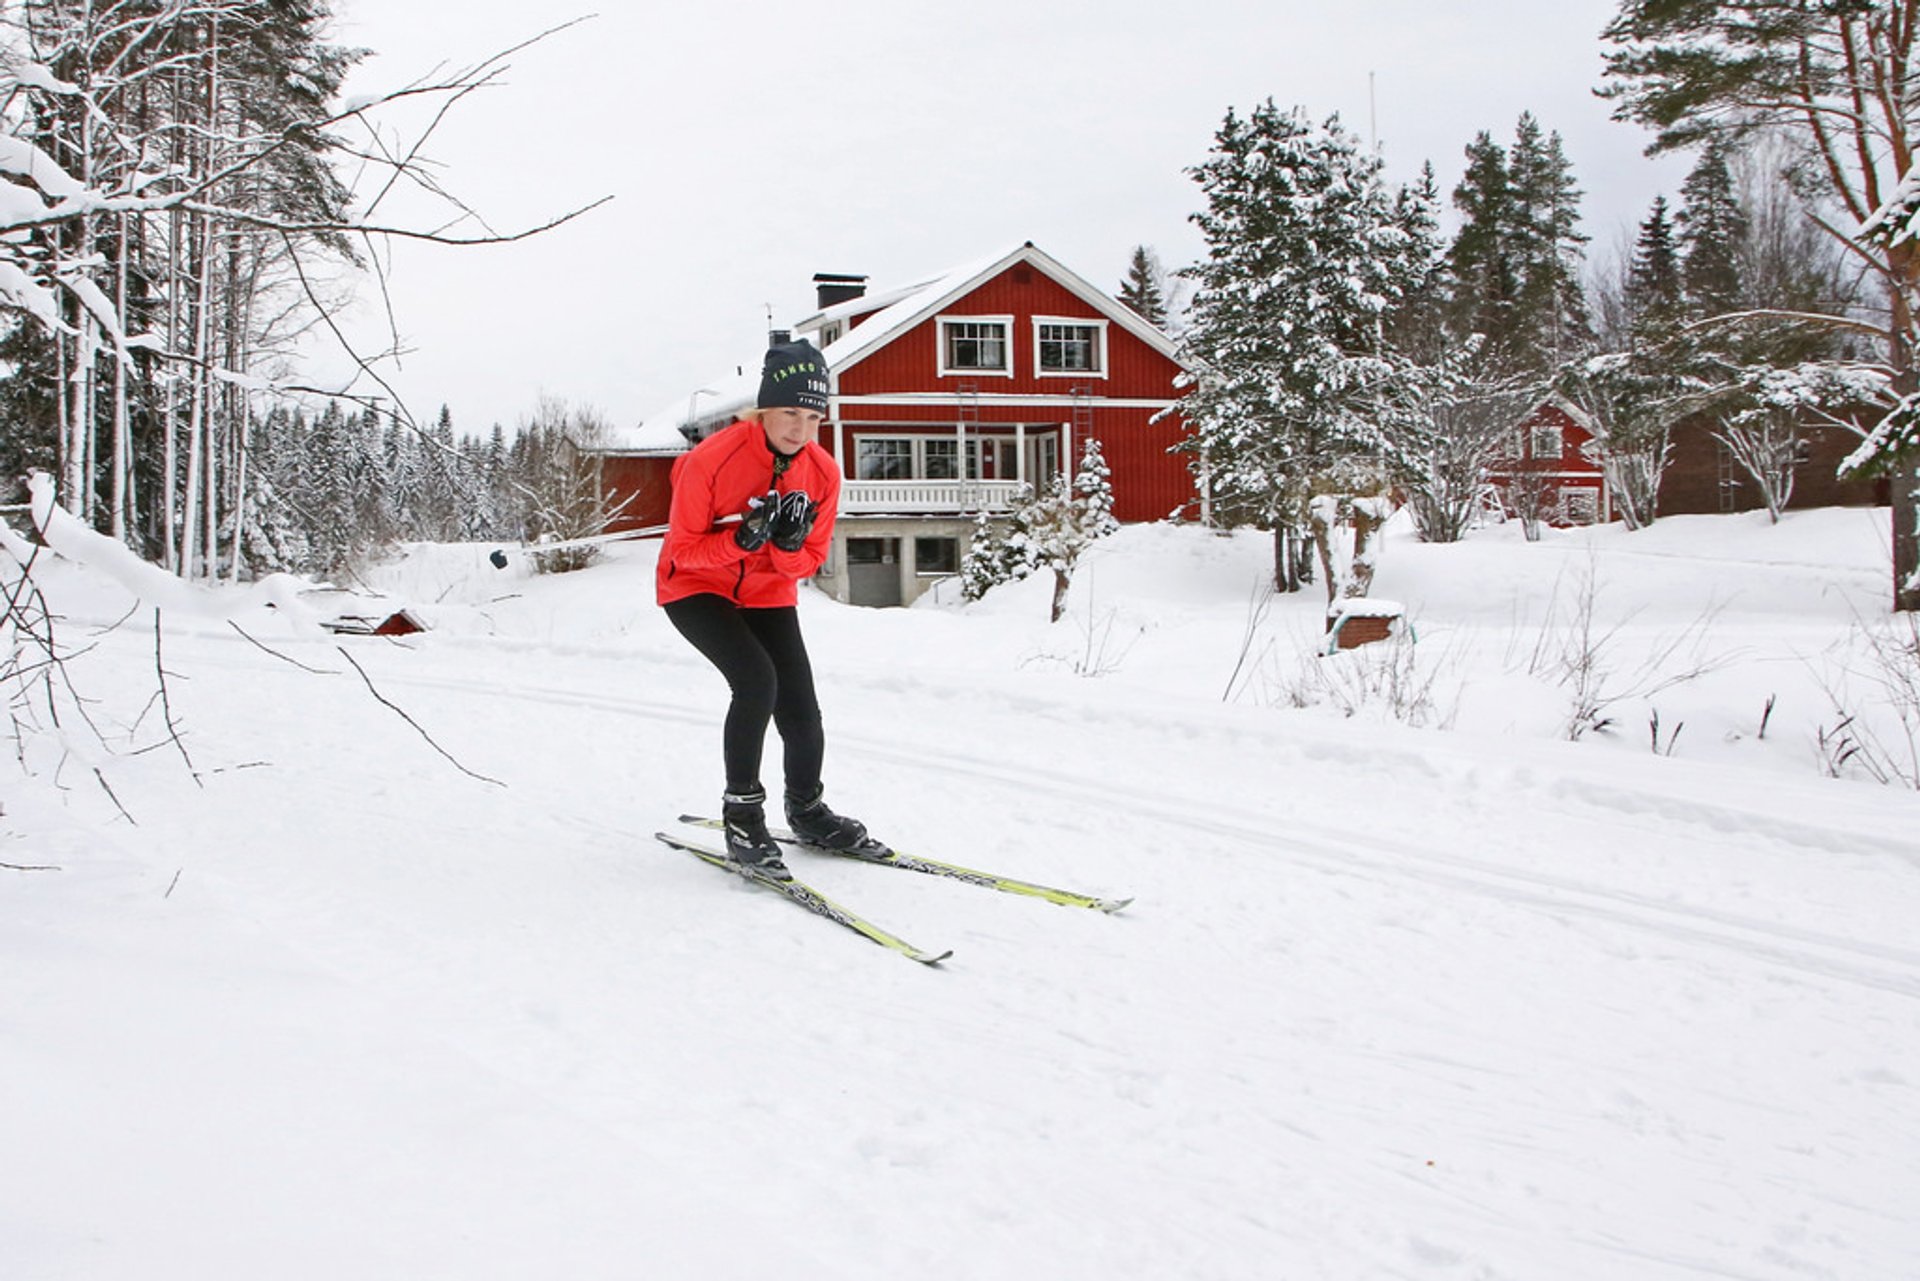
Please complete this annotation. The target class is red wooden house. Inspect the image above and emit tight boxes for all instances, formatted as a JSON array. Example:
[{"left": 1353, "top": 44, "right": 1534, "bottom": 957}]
[
  {"left": 596, "top": 242, "right": 1195, "bottom": 606},
  {"left": 1485, "top": 397, "right": 1611, "bottom": 527}
]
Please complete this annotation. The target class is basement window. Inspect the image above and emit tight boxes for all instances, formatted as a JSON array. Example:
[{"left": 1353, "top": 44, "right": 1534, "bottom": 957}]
[{"left": 915, "top": 537, "right": 960, "bottom": 576}]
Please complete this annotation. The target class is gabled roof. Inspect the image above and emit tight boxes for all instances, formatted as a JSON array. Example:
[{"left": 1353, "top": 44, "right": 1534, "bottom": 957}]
[
  {"left": 803, "top": 240, "right": 1182, "bottom": 373},
  {"left": 607, "top": 241, "right": 1182, "bottom": 453}
]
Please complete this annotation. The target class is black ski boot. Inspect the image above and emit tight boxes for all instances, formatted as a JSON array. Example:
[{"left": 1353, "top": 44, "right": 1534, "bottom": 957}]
[
  {"left": 785, "top": 786, "right": 892, "bottom": 861},
  {"left": 722, "top": 788, "right": 791, "bottom": 881}
]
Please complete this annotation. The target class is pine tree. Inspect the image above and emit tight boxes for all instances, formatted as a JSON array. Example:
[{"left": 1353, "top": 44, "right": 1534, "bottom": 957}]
[
  {"left": 1118, "top": 245, "right": 1169, "bottom": 327},
  {"left": 1448, "top": 131, "right": 1519, "bottom": 349},
  {"left": 301, "top": 401, "right": 354, "bottom": 572},
  {"left": 1507, "top": 114, "right": 1592, "bottom": 367}
]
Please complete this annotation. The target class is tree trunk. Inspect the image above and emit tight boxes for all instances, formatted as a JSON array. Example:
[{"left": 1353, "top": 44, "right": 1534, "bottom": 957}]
[
  {"left": 1896, "top": 458, "right": 1920, "bottom": 612},
  {"left": 1887, "top": 245, "right": 1920, "bottom": 612},
  {"left": 1348, "top": 502, "right": 1381, "bottom": 598},
  {"left": 111, "top": 213, "right": 130, "bottom": 542},
  {"left": 1050, "top": 568, "right": 1071, "bottom": 623}
]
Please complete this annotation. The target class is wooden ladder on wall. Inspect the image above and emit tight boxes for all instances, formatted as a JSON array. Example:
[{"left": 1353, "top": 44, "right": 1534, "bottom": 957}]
[
  {"left": 1070, "top": 384, "right": 1094, "bottom": 470},
  {"left": 957, "top": 380, "right": 981, "bottom": 508}
]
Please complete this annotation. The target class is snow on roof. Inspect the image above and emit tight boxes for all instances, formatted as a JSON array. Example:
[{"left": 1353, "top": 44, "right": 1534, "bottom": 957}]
[{"left": 612, "top": 369, "right": 758, "bottom": 454}]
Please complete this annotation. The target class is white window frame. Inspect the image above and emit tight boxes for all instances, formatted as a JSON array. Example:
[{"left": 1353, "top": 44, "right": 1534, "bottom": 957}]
[
  {"left": 1032, "top": 434, "right": 1060, "bottom": 485},
  {"left": 1562, "top": 488, "right": 1600, "bottom": 525},
  {"left": 1032, "top": 316, "right": 1109, "bottom": 379},
  {"left": 1529, "top": 423, "right": 1564, "bottom": 460},
  {"left": 819, "top": 321, "right": 844, "bottom": 347},
  {"left": 856, "top": 435, "right": 959, "bottom": 480},
  {"left": 855, "top": 437, "right": 917, "bottom": 480},
  {"left": 922, "top": 437, "right": 962, "bottom": 480},
  {"left": 966, "top": 437, "right": 1017, "bottom": 481},
  {"left": 937, "top": 314, "right": 1015, "bottom": 377}
]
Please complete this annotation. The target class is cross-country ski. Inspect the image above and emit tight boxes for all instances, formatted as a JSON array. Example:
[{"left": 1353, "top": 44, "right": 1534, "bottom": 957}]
[
  {"left": 677, "top": 814, "right": 1133, "bottom": 912},
  {"left": 655, "top": 831, "right": 952, "bottom": 965}
]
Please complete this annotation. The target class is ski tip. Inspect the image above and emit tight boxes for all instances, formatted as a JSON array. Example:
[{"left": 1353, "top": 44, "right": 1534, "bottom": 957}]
[
  {"left": 914, "top": 949, "right": 956, "bottom": 966},
  {"left": 1100, "top": 897, "right": 1135, "bottom": 914}
]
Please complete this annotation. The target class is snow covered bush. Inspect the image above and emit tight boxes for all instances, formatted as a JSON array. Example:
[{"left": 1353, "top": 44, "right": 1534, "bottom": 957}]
[
  {"left": 962, "top": 440, "right": 1119, "bottom": 620},
  {"left": 959, "top": 501, "right": 1040, "bottom": 602},
  {"left": 1710, "top": 363, "right": 1890, "bottom": 524}
]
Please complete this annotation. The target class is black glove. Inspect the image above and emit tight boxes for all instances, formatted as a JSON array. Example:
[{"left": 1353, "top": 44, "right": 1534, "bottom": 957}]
[
  {"left": 769, "top": 490, "right": 819, "bottom": 553},
  {"left": 734, "top": 489, "right": 779, "bottom": 552}
]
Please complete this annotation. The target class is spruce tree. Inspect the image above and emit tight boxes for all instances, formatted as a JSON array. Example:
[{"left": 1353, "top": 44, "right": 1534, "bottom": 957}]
[
  {"left": 1179, "top": 101, "right": 1440, "bottom": 590},
  {"left": 1627, "top": 196, "right": 1684, "bottom": 327},
  {"left": 1676, "top": 141, "right": 1746, "bottom": 317},
  {"left": 1118, "top": 246, "right": 1169, "bottom": 327}
]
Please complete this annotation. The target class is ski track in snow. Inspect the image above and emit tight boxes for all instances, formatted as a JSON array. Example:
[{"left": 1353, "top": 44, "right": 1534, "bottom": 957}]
[{"left": 291, "top": 647, "right": 1920, "bottom": 1005}]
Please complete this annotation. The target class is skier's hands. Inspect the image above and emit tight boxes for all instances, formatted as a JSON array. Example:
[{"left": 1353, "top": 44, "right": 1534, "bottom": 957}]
[
  {"left": 734, "top": 489, "right": 779, "bottom": 552},
  {"left": 769, "top": 490, "right": 820, "bottom": 553}
]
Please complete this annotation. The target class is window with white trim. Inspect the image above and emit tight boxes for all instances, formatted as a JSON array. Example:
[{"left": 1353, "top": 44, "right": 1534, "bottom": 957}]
[
  {"left": 1529, "top": 423, "right": 1564, "bottom": 460},
  {"left": 1563, "top": 488, "right": 1599, "bottom": 525},
  {"left": 856, "top": 438, "right": 915, "bottom": 480},
  {"left": 856, "top": 436, "right": 963, "bottom": 480},
  {"left": 938, "top": 316, "right": 1013, "bottom": 376},
  {"left": 923, "top": 438, "right": 961, "bottom": 480},
  {"left": 1034, "top": 318, "right": 1106, "bottom": 375}
]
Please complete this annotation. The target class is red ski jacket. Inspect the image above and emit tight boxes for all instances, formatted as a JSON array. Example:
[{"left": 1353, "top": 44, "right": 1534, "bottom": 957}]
[{"left": 656, "top": 419, "right": 842, "bottom": 608}]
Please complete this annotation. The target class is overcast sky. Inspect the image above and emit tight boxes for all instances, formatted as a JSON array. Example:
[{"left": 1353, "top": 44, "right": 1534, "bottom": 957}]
[{"left": 320, "top": 0, "right": 1691, "bottom": 434}]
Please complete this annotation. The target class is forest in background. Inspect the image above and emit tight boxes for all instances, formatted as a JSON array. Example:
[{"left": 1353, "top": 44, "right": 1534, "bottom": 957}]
[{"left": 2, "top": 3, "right": 1918, "bottom": 606}]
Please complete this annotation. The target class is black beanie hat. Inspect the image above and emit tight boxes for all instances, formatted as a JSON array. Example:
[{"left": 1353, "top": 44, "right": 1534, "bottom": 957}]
[{"left": 757, "top": 339, "right": 830, "bottom": 413}]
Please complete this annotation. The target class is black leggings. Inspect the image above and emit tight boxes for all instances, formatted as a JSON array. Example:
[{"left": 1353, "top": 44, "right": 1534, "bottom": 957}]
[{"left": 663, "top": 594, "right": 824, "bottom": 799}]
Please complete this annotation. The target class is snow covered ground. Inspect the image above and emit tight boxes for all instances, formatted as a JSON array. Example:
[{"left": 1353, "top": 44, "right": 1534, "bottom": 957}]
[{"left": 5, "top": 508, "right": 1918, "bottom": 1280}]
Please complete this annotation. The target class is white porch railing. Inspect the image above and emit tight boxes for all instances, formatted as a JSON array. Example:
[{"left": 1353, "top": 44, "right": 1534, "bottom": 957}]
[{"left": 840, "top": 478, "right": 1026, "bottom": 515}]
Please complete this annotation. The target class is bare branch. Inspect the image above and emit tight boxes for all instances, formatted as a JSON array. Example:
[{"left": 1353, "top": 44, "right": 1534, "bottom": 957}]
[{"left": 335, "top": 646, "right": 503, "bottom": 787}]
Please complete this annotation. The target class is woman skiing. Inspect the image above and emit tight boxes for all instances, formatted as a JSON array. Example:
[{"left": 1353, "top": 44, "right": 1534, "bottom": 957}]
[{"left": 657, "top": 338, "right": 872, "bottom": 880}]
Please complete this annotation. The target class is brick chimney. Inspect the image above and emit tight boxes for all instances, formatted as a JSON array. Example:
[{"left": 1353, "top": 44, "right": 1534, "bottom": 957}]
[{"left": 813, "top": 272, "right": 868, "bottom": 310}]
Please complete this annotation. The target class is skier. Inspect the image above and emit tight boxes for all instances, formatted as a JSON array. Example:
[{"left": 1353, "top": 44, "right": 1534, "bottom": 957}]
[{"left": 657, "top": 338, "right": 873, "bottom": 880}]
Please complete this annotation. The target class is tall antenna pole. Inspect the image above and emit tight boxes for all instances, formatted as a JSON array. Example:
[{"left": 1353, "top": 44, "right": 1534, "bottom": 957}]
[{"left": 1369, "top": 70, "right": 1378, "bottom": 153}]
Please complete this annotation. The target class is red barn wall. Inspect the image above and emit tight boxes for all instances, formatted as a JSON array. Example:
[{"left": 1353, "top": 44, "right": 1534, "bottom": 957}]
[{"left": 600, "top": 456, "right": 675, "bottom": 532}]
